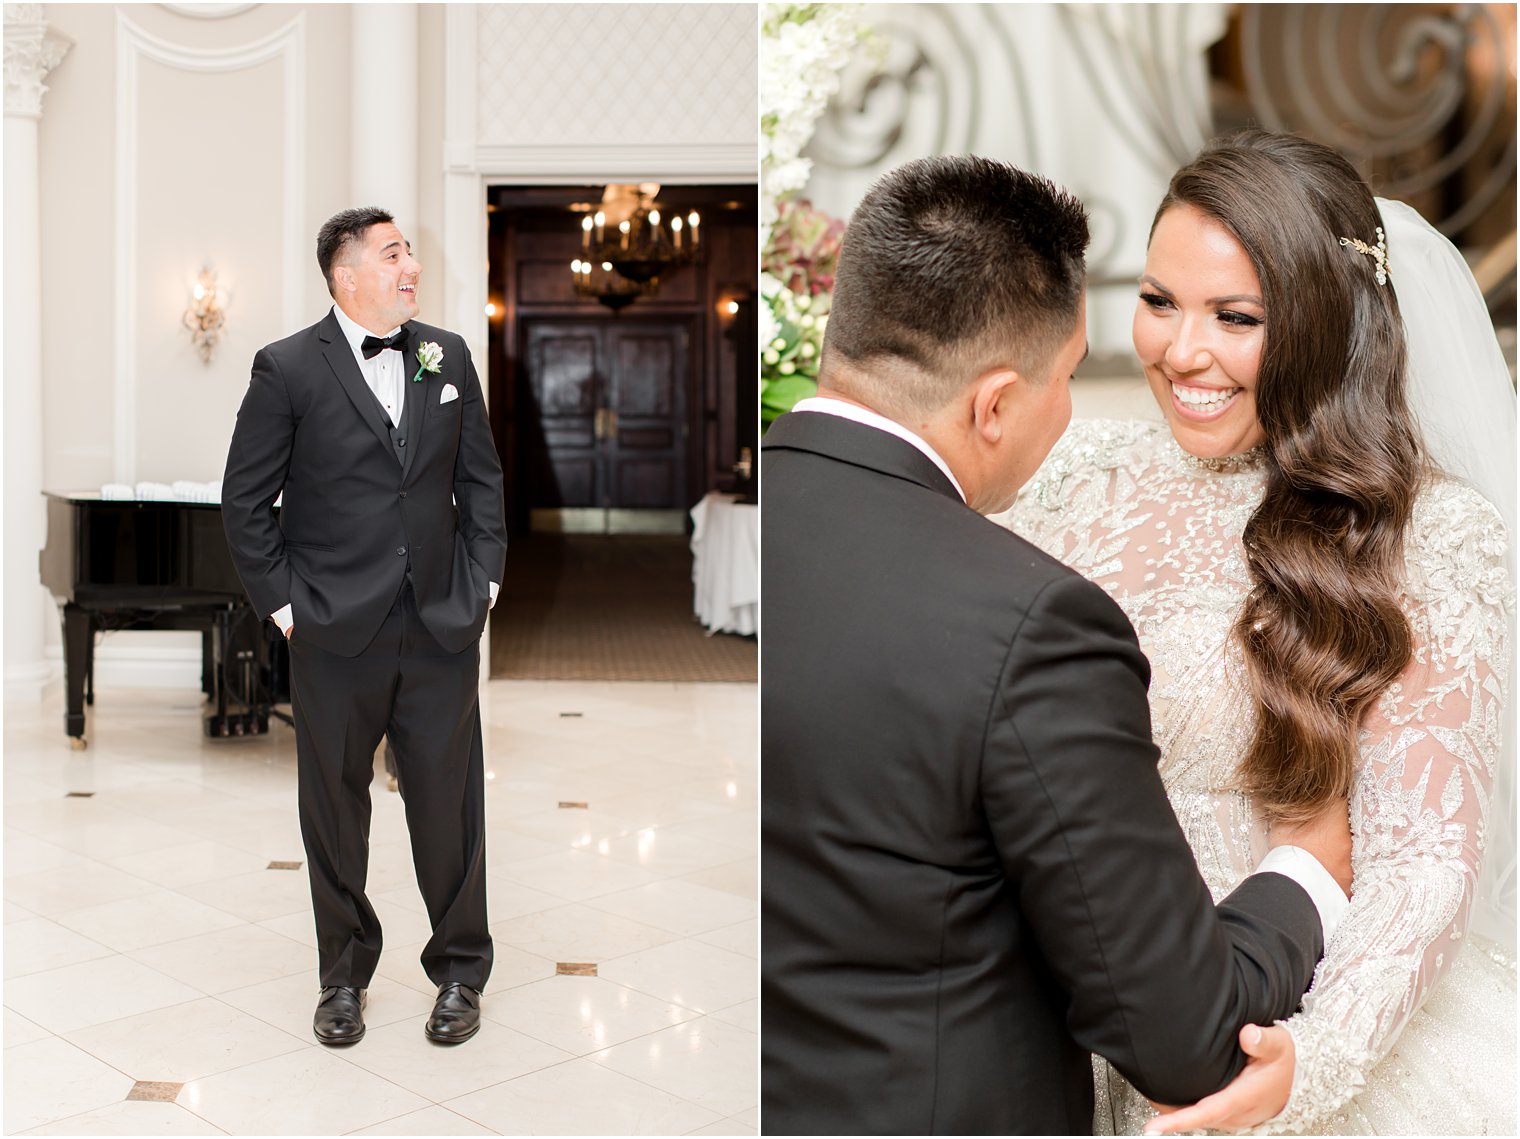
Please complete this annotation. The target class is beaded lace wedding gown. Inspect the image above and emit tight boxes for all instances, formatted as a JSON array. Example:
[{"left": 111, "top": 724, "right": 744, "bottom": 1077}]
[{"left": 997, "top": 418, "right": 1516, "bottom": 1135}]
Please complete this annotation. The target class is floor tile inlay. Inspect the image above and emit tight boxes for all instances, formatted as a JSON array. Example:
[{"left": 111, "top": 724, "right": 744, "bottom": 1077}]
[
  {"left": 266, "top": 860, "right": 303, "bottom": 870},
  {"left": 127, "top": 1080, "right": 183, "bottom": 1102},
  {"left": 556, "top": 961, "right": 597, "bottom": 975}
]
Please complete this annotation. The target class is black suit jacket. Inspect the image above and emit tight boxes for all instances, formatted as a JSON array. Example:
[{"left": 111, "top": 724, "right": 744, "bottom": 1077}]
[
  {"left": 222, "top": 311, "right": 507, "bottom": 657},
  {"left": 760, "top": 411, "right": 1323, "bottom": 1135}
]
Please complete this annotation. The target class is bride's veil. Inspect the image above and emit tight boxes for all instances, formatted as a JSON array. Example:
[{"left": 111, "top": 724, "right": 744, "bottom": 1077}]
[{"left": 1378, "top": 197, "right": 1517, "bottom": 953}]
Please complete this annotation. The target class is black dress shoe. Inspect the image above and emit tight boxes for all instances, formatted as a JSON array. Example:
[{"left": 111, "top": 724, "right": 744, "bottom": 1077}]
[
  {"left": 313, "top": 985, "right": 366, "bottom": 1045},
  {"left": 425, "top": 982, "right": 481, "bottom": 1043}
]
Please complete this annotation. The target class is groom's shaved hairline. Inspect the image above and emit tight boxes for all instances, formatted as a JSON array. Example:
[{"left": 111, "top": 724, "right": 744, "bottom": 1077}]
[
  {"left": 317, "top": 206, "right": 396, "bottom": 297},
  {"left": 821, "top": 155, "right": 1089, "bottom": 416}
]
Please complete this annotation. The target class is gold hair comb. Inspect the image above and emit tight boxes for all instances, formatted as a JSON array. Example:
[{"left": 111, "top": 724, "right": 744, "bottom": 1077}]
[{"left": 1338, "top": 227, "right": 1389, "bottom": 286}]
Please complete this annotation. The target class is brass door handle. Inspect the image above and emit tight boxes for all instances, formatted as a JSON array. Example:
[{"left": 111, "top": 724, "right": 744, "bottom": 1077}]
[{"left": 592, "top": 408, "right": 618, "bottom": 440}]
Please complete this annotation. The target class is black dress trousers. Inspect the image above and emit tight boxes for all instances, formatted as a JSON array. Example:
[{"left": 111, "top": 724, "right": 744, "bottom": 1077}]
[{"left": 288, "top": 580, "right": 492, "bottom": 991}]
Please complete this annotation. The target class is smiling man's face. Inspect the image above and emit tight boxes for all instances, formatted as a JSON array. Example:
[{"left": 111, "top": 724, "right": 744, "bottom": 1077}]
[{"left": 335, "top": 222, "right": 420, "bottom": 333}]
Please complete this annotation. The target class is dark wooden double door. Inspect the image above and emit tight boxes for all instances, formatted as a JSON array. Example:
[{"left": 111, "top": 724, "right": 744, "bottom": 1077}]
[{"left": 519, "top": 319, "right": 691, "bottom": 513}]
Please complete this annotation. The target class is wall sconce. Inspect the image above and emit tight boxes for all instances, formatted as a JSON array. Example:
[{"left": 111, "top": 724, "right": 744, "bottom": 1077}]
[{"left": 183, "top": 265, "right": 227, "bottom": 363}]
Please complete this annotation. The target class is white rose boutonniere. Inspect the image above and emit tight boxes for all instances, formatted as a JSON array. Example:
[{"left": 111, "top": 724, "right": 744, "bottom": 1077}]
[{"left": 413, "top": 341, "right": 444, "bottom": 383}]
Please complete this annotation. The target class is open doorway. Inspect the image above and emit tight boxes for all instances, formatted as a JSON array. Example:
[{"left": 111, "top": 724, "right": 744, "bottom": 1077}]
[{"left": 484, "top": 184, "right": 758, "bottom": 681}]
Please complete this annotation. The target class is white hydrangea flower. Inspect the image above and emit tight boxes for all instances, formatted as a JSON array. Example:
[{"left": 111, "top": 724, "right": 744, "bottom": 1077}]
[{"left": 761, "top": 3, "right": 871, "bottom": 246}]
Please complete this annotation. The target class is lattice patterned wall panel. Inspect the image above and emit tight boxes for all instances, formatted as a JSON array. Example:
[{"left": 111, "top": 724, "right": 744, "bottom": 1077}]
[{"left": 477, "top": 4, "right": 756, "bottom": 149}]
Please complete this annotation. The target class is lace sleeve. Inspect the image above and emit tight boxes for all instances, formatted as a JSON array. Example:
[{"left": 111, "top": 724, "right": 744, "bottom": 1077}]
[{"left": 1256, "top": 482, "right": 1513, "bottom": 1133}]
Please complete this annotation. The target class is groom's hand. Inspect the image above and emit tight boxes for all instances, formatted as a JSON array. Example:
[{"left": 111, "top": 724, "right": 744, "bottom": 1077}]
[
  {"left": 1142, "top": 1024, "right": 1295, "bottom": 1134},
  {"left": 1269, "top": 796, "right": 1353, "bottom": 898}
]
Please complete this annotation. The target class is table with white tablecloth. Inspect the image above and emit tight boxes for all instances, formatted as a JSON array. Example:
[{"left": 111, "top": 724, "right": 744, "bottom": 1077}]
[{"left": 689, "top": 492, "right": 758, "bottom": 636}]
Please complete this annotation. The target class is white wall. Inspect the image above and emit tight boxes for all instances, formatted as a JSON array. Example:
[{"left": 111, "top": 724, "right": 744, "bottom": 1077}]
[{"left": 40, "top": 4, "right": 351, "bottom": 496}]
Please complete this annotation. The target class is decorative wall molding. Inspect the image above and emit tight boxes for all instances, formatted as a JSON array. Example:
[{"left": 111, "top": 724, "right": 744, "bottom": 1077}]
[
  {"left": 442, "top": 4, "right": 477, "bottom": 172},
  {"left": 159, "top": 4, "right": 259, "bottom": 19},
  {"left": 472, "top": 143, "right": 757, "bottom": 182},
  {"left": 6, "top": 4, "right": 71, "bottom": 701},
  {"left": 442, "top": 4, "right": 488, "bottom": 680},
  {"left": 443, "top": 140, "right": 474, "bottom": 173},
  {"left": 113, "top": 10, "right": 305, "bottom": 483},
  {"left": 4, "top": 4, "right": 72, "bottom": 120}
]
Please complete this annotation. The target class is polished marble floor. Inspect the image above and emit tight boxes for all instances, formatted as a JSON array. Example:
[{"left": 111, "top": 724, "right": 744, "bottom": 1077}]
[{"left": 4, "top": 681, "right": 757, "bottom": 1135}]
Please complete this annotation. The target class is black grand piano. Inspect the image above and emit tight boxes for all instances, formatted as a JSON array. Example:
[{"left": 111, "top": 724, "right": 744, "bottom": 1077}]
[{"left": 39, "top": 493, "right": 286, "bottom": 747}]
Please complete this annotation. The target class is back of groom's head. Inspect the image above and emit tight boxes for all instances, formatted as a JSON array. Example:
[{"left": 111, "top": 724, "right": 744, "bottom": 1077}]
[{"left": 820, "top": 155, "right": 1089, "bottom": 420}]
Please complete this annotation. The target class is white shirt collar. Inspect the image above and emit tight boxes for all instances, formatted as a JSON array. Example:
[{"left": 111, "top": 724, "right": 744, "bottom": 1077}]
[
  {"left": 791, "top": 395, "right": 967, "bottom": 502},
  {"left": 331, "top": 304, "right": 402, "bottom": 359}
]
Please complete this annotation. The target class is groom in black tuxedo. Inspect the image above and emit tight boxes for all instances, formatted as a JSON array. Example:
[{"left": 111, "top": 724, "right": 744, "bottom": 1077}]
[
  {"left": 223, "top": 207, "right": 506, "bottom": 1046},
  {"left": 761, "top": 158, "right": 1350, "bottom": 1133}
]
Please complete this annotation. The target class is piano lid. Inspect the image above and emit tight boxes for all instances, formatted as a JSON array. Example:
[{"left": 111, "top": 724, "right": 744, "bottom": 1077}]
[{"left": 40, "top": 494, "right": 247, "bottom": 604}]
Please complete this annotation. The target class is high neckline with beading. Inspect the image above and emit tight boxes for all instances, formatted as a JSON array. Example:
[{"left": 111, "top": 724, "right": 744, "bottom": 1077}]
[{"left": 1167, "top": 436, "right": 1266, "bottom": 474}]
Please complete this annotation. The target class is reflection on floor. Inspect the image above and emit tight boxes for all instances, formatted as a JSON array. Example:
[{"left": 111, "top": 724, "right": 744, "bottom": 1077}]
[
  {"left": 4, "top": 681, "right": 757, "bottom": 1136},
  {"left": 491, "top": 535, "right": 757, "bottom": 683}
]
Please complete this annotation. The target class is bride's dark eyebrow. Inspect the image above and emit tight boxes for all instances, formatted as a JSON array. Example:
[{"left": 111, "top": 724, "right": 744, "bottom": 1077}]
[{"left": 1139, "top": 275, "right": 1262, "bottom": 307}]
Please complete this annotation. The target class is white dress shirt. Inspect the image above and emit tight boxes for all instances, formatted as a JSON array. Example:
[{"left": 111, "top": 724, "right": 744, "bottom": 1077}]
[
  {"left": 268, "top": 307, "right": 497, "bottom": 634},
  {"left": 784, "top": 399, "right": 1347, "bottom": 941},
  {"left": 332, "top": 304, "right": 406, "bottom": 428}
]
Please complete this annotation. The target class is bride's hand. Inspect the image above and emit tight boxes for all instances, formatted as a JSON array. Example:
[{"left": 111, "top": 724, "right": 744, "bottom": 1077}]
[{"left": 1141, "top": 1024, "right": 1294, "bottom": 1135}]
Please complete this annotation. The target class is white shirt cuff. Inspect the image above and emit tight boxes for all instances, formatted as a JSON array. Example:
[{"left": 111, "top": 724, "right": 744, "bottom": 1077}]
[
  {"left": 1254, "top": 844, "right": 1348, "bottom": 944},
  {"left": 488, "top": 581, "right": 499, "bottom": 609}
]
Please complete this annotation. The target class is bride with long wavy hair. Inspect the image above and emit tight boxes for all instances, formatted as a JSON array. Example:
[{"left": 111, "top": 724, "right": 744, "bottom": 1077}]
[{"left": 999, "top": 129, "right": 1515, "bottom": 1134}]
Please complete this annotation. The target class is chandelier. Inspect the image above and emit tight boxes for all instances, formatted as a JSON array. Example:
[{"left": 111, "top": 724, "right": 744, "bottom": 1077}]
[
  {"left": 577, "top": 183, "right": 701, "bottom": 287},
  {"left": 571, "top": 257, "right": 657, "bottom": 312}
]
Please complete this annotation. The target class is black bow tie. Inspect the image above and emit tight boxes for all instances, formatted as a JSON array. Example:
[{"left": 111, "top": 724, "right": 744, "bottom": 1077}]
[{"left": 360, "top": 330, "right": 407, "bottom": 359}]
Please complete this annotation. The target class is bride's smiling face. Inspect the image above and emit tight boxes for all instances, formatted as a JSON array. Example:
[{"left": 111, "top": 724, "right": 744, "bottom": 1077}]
[{"left": 1134, "top": 204, "right": 1267, "bottom": 459}]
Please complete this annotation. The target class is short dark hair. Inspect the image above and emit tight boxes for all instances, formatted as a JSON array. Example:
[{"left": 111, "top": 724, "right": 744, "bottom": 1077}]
[
  {"left": 821, "top": 155, "right": 1089, "bottom": 416},
  {"left": 316, "top": 207, "right": 394, "bottom": 297}
]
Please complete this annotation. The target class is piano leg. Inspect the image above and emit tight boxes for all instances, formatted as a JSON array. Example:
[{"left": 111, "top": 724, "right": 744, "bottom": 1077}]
[
  {"left": 217, "top": 608, "right": 232, "bottom": 723},
  {"left": 60, "top": 603, "right": 92, "bottom": 747},
  {"left": 201, "top": 629, "right": 215, "bottom": 701},
  {"left": 84, "top": 626, "right": 96, "bottom": 707},
  {"left": 206, "top": 607, "right": 234, "bottom": 737}
]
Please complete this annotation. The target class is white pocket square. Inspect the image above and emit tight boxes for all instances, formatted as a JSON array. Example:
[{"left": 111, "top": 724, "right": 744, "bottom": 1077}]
[{"left": 439, "top": 383, "right": 459, "bottom": 405}]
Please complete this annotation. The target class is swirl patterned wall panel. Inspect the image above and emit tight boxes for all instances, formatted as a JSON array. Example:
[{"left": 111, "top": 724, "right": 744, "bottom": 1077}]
[{"left": 1231, "top": 3, "right": 1514, "bottom": 243}]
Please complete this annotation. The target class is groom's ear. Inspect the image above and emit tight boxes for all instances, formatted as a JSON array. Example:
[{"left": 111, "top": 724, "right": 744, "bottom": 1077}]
[
  {"left": 331, "top": 263, "right": 356, "bottom": 296},
  {"left": 969, "top": 368, "right": 1023, "bottom": 444}
]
